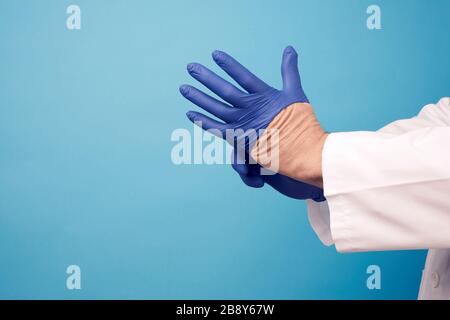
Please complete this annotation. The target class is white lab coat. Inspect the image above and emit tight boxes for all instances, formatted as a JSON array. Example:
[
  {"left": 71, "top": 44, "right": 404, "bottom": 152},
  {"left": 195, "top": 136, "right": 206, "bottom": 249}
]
[{"left": 306, "top": 97, "right": 450, "bottom": 300}]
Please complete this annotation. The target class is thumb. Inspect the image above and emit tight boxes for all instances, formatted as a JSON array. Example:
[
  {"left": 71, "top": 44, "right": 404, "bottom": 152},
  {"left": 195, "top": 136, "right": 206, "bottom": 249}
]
[{"left": 281, "top": 46, "right": 302, "bottom": 92}]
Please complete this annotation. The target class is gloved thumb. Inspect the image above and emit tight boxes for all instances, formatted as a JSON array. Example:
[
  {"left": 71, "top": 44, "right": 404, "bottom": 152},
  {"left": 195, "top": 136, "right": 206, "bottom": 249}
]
[{"left": 281, "top": 46, "right": 303, "bottom": 92}]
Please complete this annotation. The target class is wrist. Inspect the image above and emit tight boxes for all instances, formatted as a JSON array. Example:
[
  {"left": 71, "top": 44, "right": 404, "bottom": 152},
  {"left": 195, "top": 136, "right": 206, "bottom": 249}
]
[
  {"left": 250, "top": 103, "right": 326, "bottom": 187},
  {"left": 297, "top": 129, "right": 327, "bottom": 188}
]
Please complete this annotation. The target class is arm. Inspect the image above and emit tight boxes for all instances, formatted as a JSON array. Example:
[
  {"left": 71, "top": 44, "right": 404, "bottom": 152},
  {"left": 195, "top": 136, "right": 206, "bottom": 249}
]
[
  {"left": 178, "top": 46, "right": 450, "bottom": 252},
  {"left": 306, "top": 98, "right": 450, "bottom": 252}
]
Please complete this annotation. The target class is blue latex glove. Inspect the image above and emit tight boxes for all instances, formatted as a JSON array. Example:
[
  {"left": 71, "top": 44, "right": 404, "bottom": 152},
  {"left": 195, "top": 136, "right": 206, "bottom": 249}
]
[
  {"left": 180, "top": 46, "right": 308, "bottom": 151},
  {"left": 231, "top": 148, "right": 326, "bottom": 202},
  {"left": 180, "top": 46, "right": 325, "bottom": 202}
]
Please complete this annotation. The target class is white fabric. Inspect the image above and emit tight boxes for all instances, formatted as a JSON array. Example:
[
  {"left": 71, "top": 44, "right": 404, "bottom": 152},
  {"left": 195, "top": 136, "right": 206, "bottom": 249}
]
[{"left": 306, "top": 97, "right": 450, "bottom": 299}]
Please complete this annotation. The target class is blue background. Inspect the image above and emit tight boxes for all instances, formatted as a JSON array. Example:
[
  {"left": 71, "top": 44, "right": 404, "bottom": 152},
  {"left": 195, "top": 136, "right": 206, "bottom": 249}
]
[{"left": 0, "top": 0, "right": 449, "bottom": 299}]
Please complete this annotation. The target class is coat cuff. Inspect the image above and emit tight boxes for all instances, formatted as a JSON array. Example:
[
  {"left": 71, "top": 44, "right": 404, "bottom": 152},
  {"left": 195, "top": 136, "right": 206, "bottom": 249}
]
[{"left": 306, "top": 199, "right": 334, "bottom": 246}]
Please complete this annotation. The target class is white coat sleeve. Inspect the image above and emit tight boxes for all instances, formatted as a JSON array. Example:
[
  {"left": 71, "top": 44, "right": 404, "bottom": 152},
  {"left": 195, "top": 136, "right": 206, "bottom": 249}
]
[{"left": 307, "top": 97, "right": 450, "bottom": 252}]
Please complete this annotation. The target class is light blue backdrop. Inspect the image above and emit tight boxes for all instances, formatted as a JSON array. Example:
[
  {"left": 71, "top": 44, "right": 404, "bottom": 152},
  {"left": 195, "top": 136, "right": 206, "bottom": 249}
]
[{"left": 1, "top": 0, "right": 449, "bottom": 299}]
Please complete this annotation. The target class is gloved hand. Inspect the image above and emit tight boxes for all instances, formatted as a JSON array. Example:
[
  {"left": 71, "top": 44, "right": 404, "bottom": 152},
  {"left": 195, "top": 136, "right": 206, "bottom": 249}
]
[
  {"left": 231, "top": 148, "right": 326, "bottom": 202},
  {"left": 180, "top": 46, "right": 327, "bottom": 195},
  {"left": 179, "top": 46, "right": 308, "bottom": 153}
]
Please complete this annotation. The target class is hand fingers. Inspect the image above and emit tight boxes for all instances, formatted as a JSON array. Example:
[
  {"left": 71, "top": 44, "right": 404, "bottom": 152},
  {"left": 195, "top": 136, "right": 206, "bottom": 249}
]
[
  {"left": 231, "top": 162, "right": 248, "bottom": 175},
  {"left": 212, "top": 50, "right": 271, "bottom": 94},
  {"left": 187, "top": 63, "right": 247, "bottom": 106},
  {"left": 231, "top": 148, "right": 264, "bottom": 188},
  {"left": 281, "top": 46, "right": 303, "bottom": 92},
  {"left": 180, "top": 85, "right": 236, "bottom": 122},
  {"left": 230, "top": 147, "right": 248, "bottom": 174},
  {"left": 239, "top": 173, "right": 264, "bottom": 188},
  {"left": 186, "top": 111, "right": 226, "bottom": 138}
]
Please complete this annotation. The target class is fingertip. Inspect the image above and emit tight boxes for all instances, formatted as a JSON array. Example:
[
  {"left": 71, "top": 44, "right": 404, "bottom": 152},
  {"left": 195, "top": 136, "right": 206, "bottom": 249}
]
[
  {"left": 242, "top": 175, "right": 264, "bottom": 188},
  {"left": 232, "top": 163, "right": 249, "bottom": 175},
  {"left": 179, "top": 84, "right": 190, "bottom": 96},
  {"left": 186, "top": 111, "right": 196, "bottom": 121},
  {"left": 186, "top": 63, "right": 198, "bottom": 73},
  {"left": 212, "top": 50, "right": 225, "bottom": 61},
  {"left": 254, "top": 179, "right": 265, "bottom": 188},
  {"left": 283, "top": 45, "right": 298, "bottom": 57},
  {"left": 212, "top": 50, "right": 220, "bottom": 59}
]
